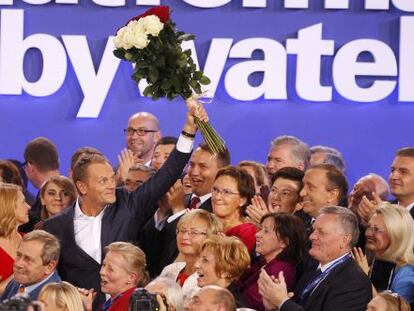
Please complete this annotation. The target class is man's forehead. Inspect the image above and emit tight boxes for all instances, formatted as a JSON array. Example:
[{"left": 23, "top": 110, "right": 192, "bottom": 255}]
[
  {"left": 192, "top": 149, "right": 217, "bottom": 163},
  {"left": 128, "top": 114, "right": 158, "bottom": 127},
  {"left": 305, "top": 168, "right": 326, "bottom": 181},
  {"left": 393, "top": 156, "right": 414, "bottom": 168},
  {"left": 18, "top": 240, "right": 43, "bottom": 256},
  {"left": 87, "top": 162, "right": 114, "bottom": 177}
]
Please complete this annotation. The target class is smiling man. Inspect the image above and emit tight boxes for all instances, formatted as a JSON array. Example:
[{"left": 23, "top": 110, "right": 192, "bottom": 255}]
[
  {"left": 125, "top": 112, "right": 161, "bottom": 166},
  {"left": 1, "top": 230, "right": 61, "bottom": 301},
  {"left": 44, "top": 103, "right": 207, "bottom": 309},
  {"left": 300, "top": 164, "right": 348, "bottom": 221},
  {"left": 258, "top": 206, "right": 372, "bottom": 311},
  {"left": 389, "top": 147, "right": 414, "bottom": 217}
]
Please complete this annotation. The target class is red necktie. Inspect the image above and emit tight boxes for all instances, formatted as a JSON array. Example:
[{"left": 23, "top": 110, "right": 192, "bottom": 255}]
[
  {"left": 189, "top": 196, "right": 200, "bottom": 209},
  {"left": 18, "top": 286, "right": 25, "bottom": 294}
]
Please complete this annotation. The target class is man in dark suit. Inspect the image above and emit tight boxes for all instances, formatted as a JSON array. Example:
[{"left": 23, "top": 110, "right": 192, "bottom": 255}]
[
  {"left": 258, "top": 206, "right": 372, "bottom": 311},
  {"left": 140, "top": 143, "right": 230, "bottom": 277},
  {"left": 19, "top": 137, "right": 60, "bottom": 233},
  {"left": 43, "top": 103, "right": 207, "bottom": 309},
  {"left": 1, "top": 230, "right": 61, "bottom": 301}
]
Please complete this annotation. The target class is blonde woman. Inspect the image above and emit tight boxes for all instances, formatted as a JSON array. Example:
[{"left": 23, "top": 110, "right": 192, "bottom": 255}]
[
  {"left": 160, "top": 209, "right": 222, "bottom": 304},
  {"left": 0, "top": 183, "right": 30, "bottom": 294},
  {"left": 366, "top": 291, "right": 411, "bottom": 311},
  {"left": 79, "top": 242, "right": 149, "bottom": 311},
  {"left": 39, "top": 281, "right": 84, "bottom": 311},
  {"left": 354, "top": 202, "right": 414, "bottom": 305}
]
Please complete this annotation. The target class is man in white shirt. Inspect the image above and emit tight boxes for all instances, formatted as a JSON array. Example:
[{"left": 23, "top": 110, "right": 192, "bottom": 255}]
[
  {"left": 44, "top": 101, "right": 208, "bottom": 309},
  {"left": 258, "top": 206, "right": 372, "bottom": 311}
]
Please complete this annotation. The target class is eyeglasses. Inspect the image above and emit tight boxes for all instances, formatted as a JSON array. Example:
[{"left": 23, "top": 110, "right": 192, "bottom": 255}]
[
  {"left": 211, "top": 187, "right": 239, "bottom": 198},
  {"left": 365, "top": 225, "right": 387, "bottom": 234},
  {"left": 124, "top": 127, "right": 158, "bottom": 136},
  {"left": 176, "top": 228, "right": 207, "bottom": 237}
]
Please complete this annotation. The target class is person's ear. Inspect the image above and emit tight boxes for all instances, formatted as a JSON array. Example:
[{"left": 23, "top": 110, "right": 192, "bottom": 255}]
[{"left": 76, "top": 180, "right": 88, "bottom": 195}]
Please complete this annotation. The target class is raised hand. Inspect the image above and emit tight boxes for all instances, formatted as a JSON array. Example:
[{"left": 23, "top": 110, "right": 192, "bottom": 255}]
[
  {"left": 352, "top": 247, "right": 370, "bottom": 275},
  {"left": 117, "top": 148, "right": 135, "bottom": 184},
  {"left": 246, "top": 194, "right": 268, "bottom": 225}
]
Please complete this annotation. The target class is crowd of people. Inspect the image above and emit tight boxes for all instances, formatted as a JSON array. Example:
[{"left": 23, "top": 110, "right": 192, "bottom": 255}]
[{"left": 0, "top": 100, "right": 413, "bottom": 311}]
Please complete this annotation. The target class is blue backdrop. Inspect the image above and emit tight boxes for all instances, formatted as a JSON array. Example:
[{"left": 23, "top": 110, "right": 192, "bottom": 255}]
[{"left": 0, "top": 0, "right": 413, "bottom": 192}]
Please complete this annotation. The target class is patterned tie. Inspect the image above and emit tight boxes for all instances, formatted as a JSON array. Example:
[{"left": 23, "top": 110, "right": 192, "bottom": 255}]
[
  {"left": 189, "top": 196, "right": 200, "bottom": 209},
  {"left": 18, "top": 285, "right": 25, "bottom": 294}
]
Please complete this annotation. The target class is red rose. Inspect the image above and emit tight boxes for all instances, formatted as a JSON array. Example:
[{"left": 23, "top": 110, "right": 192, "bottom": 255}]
[{"left": 128, "top": 6, "right": 170, "bottom": 25}]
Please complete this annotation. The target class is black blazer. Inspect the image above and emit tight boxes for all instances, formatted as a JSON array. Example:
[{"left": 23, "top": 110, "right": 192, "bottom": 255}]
[
  {"left": 281, "top": 258, "right": 372, "bottom": 311},
  {"left": 43, "top": 147, "right": 190, "bottom": 296}
]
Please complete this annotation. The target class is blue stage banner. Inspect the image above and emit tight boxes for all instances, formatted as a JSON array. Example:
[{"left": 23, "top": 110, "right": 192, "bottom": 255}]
[{"left": 0, "top": 0, "right": 413, "bottom": 188}]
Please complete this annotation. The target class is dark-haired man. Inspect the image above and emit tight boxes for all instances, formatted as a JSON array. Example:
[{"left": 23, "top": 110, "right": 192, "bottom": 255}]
[{"left": 20, "top": 137, "right": 60, "bottom": 233}]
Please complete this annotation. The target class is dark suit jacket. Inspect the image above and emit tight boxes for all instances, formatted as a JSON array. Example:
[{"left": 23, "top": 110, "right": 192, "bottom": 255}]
[
  {"left": 19, "top": 192, "right": 42, "bottom": 233},
  {"left": 43, "top": 147, "right": 190, "bottom": 303},
  {"left": 1, "top": 271, "right": 61, "bottom": 301},
  {"left": 281, "top": 258, "right": 372, "bottom": 311}
]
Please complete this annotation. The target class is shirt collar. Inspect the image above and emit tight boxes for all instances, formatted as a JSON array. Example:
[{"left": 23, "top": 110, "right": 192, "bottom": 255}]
[
  {"left": 25, "top": 271, "right": 56, "bottom": 294},
  {"left": 318, "top": 251, "right": 351, "bottom": 272},
  {"left": 167, "top": 209, "right": 187, "bottom": 223},
  {"left": 74, "top": 198, "right": 106, "bottom": 219},
  {"left": 192, "top": 193, "right": 212, "bottom": 206}
]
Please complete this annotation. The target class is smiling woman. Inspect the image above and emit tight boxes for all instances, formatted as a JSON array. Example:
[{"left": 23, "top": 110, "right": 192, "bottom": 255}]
[
  {"left": 211, "top": 166, "right": 257, "bottom": 252},
  {"left": 34, "top": 176, "right": 77, "bottom": 230}
]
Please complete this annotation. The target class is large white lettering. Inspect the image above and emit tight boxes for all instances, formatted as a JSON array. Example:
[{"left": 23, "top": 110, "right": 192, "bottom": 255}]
[
  {"left": 0, "top": 9, "right": 66, "bottom": 96},
  {"left": 398, "top": 16, "right": 414, "bottom": 101},
  {"left": 62, "top": 36, "right": 121, "bottom": 118},
  {"left": 332, "top": 39, "right": 397, "bottom": 102},
  {"left": 225, "top": 38, "right": 287, "bottom": 101},
  {"left": 286, "top": 23, "right": 334, "bottom": 101}
]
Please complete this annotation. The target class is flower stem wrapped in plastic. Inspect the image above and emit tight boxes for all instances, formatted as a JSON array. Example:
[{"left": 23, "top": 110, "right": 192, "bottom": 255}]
[{"left": 113, "top": 6, "right": 225, "bottom": 153}]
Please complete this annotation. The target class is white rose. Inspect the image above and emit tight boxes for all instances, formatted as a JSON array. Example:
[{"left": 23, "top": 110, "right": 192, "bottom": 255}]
[
  {"left": 113, "top": 26, "right": 128, "bottom": 49},
  {"left": 140, "top": 15, "right": 164, "bottom": 36},
  {"left": 132, "top": 32, "right": 149, "bottom": 49}
]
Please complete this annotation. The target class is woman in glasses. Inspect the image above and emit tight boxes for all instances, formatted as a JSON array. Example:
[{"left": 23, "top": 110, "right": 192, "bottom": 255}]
[
  {"left": 160, "top": 209, "right": 222, "bottom": 304},
  {"left": 353, "top": 202, "right": 414, "bottom": 305},
  {"left": 211, "top": 166, "right": 256, "bottom": 252}
]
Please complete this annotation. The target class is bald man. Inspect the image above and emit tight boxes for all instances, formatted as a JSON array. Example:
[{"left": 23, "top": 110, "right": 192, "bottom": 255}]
[{"left": 125, "top": 112, "right": 161, "bottom": 166}]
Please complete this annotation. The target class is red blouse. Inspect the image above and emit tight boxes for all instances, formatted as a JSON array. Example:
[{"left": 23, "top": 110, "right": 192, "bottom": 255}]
[
  {"left": 225, "top": 222, "right": 256, "bottom": 252},
  {"left": 0, "top": 247, "right": 14, "bottom": 281}
]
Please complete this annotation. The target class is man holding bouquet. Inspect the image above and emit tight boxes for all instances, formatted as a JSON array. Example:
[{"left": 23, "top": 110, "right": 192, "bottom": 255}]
[{"left": 44, "top": 100, "right": 208, "bottom": 309}]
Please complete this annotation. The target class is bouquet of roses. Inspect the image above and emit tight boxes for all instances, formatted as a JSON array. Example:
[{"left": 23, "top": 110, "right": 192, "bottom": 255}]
[{"left": 113, "top": 6, "right": 225, "bottom": 153}]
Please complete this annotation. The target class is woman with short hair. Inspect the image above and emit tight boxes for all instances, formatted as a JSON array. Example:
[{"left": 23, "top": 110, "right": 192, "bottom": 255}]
[
  {"left": 79, "top": 242, "right": 149, "bottom": 311},
  {"left": 195, "top": 235, "right": 251, "bottom": 307},
  {"left": 160, "top": 209, "right": 222, "bottom": 304},
  {"left": 211, "top": 166, "right": 256, "bottom": 252}
]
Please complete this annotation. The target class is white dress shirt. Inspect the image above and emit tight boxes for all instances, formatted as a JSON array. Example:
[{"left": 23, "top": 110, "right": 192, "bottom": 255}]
[{"left": 73, "top": 199, "right": 105, "bottom": 263}]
